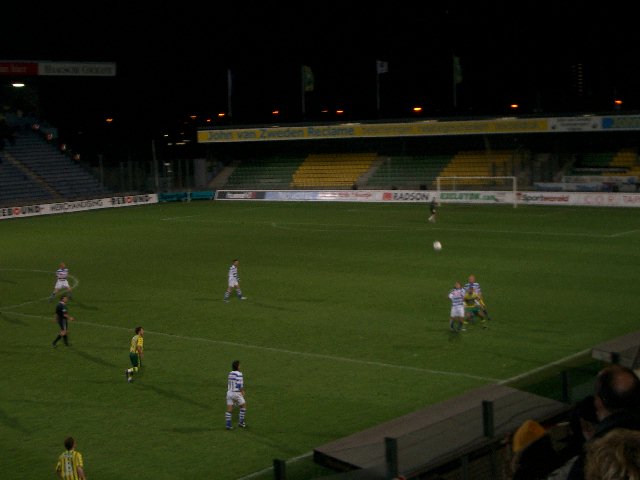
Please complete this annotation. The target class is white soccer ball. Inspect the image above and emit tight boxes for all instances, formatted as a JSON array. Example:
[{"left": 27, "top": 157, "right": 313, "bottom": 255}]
[{"left": 433, "top": 241, "right": 442, "bottom": 251}]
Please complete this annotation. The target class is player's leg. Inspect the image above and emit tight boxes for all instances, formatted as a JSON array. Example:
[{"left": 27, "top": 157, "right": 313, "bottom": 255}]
[
  {"left": 480, "top": 299, "right": 491, "bottom": 320},
  {"left": 235, "top": 285, "right": 246, "bottom": 300},
  {"left": 239, "top": 400, "right": 246, "bottom": 428},
  {"left": 126, "top": 352, "right": 139, "bottom": 382},
  {"left": 52, "top": 326, "right": 65, "bottom": 347},
  {"left": 58, "top": 319, "right": 69, "bottom": 346},
  {"left": 224, "top": 286, "right": 232, "bottom": 302},
  {"left": 225, "top": 399, "right": 234, "bottom": 430}
]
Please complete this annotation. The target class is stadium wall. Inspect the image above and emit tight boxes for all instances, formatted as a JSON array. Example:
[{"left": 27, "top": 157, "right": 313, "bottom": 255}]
[
  {"left": 214, "top": 189, "right": 640, "bottom": 208},
  {"left": 3, "top": 188, "right": 640, "bottom": 222},
  {"left": 0, "top": 194, "right": 158, "bottom": 221}
]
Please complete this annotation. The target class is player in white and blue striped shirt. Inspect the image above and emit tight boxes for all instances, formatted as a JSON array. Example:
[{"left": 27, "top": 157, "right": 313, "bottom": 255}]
[
  {"left": 448, "top": 281, "right": 466, "bottom": 332},
  {"left": 225, "top": 360, "right": 246, "bottom": 430},
  {"left": 224, "top": 259, "right": 247, "bottom": 303},
  {"left": 49, "top": 262, "right": 73, "bottom": 302}
]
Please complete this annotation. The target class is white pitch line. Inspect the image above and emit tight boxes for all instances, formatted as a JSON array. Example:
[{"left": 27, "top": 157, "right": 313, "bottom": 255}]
[
  {"left": 0, "top": 310, "right": 498, "bottom": 382},
  {"left": 0, "top": 268, "right": 79, "bottom": 310},
  {"left": 237, "top": 452, "right": 313, "bottom": 480},
  {"left": 163, "top": 216, "right": 625, "bottom": 238},
  {"left": 497, "top": 348, "right": 591, "bottom": 385},
  {"left": 160, "top": 215, "right": 204, "bottom": 221},
  {"left": 609, "top": 229, "right": 640, "bottom": 238},
  {"left": 268, "top": 222, "right": 629, "bottom": 238}
]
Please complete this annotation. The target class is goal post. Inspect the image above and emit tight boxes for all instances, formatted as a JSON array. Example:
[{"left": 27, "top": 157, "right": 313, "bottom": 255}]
[{"left": 436, "top": 176, "right": 518, "bottom": 208}]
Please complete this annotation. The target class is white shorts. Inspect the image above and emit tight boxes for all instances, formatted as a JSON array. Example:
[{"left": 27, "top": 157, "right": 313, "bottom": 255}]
[
  {"left": 228, "top": 280, "right": 239, "bottom": 288},
  {"left": 226, "top": 391, "right": 245, "bottom": 407},
  {"left": 450, "top": 305, "right": 464, "bottom": 318},
  {"left": 55, "top": 280, "right": 70, "bottom": 290}
]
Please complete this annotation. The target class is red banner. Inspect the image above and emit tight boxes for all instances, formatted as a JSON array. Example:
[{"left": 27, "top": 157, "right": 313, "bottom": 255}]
[{"left": 0, "top": 62, "right": 38, "bottom": 76}]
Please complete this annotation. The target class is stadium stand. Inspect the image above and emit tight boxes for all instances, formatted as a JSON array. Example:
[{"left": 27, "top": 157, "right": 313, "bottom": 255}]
[
  {"left": 290, "top": 153, "right": 377, "bottom": 188},
  {"left": 223, "top": 156, "right": 305, "bottom": 189},
  {"left": 365, "top": 155, "right": 452, "bottom": 190},
  {"left": 437, "top": 150, "right": 516, "bottom": 186},
  {"left": 536, "top": 148, "right": 640, "bottom": 192},
  {"left": 1, "top": 129, "right": 111, "bottom": 205},
  {"left": 570, "top": 148, "right": 639, "bottom": 176},
  {"left": 0, "top": 154, "right": 56, "bottom": 204},
  {"left": 314, "top": 384, "right": 571, "bottom": 479},
  {"left": 309, "top": 330, "right": 640, "bottom": 479},
  {"left": 610, "top": 148, "right": 640, "bottom": 175}
]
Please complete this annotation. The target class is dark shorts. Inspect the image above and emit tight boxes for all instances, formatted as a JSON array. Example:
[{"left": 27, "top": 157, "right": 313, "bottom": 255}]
[
  {"left": 129, "top": 352, "right": 140, "bottom": 368},
  {"left": 57, "top": 318, "right": 68, "bottom": 331}
]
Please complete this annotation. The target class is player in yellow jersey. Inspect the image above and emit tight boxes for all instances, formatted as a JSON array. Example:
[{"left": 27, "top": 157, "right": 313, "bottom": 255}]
[
  {"left": 125, "top": 326, "right": 144, "bottom": 383},
  {"left": 463, "top": 286, "right": 487, "bottom": 327},
  {"left": 55, "top": 436, "right": 86, "bottom": 480}
]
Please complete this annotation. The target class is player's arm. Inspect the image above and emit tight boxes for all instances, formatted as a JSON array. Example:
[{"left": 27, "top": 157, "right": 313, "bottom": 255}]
[
  {"left": 77, "top": 465, "right": 86, "bottom": 480},
  {"left": 137, "top": 338, "right": 144, "bottom": 361}
]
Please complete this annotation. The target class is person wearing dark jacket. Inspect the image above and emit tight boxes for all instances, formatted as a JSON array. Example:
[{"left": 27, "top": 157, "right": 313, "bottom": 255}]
[{"left": 566, "top": 364, "right": 640, "bottom": 480}]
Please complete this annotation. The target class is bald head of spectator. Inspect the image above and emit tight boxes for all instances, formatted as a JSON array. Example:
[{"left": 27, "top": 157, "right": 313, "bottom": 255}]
[{"left": 594, "top": 365, "right": 640, "bottom": 421}]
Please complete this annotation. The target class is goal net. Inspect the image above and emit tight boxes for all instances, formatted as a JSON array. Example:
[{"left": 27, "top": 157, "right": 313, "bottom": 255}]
[{"left": 436, "top": 176, "right": 518, "bottom": 207}]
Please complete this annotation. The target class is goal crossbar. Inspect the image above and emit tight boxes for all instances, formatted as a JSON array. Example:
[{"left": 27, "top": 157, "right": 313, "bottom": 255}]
[{"left": 436, "top": 176, "right": 518, "bottom": 208}]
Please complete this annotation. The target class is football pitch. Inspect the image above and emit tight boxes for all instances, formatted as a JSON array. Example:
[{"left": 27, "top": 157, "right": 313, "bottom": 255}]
[{"left": 1, "top": 200, "right": 638, "bottom": 479}]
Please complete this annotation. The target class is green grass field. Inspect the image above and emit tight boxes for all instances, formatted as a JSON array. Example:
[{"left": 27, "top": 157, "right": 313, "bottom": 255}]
[{"left": 1, "top": 201, "right": 638, "bottom": 479}]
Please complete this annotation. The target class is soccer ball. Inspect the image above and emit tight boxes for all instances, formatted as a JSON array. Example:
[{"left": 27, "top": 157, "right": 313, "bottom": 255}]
[{"left": 433, "top": 241, "right": 442, "bottom": 251}]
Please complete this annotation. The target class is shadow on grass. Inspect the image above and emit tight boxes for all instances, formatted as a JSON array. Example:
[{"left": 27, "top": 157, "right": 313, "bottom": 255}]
[
  {"left": 69, "top": 298, "right": 99, "bottom": 311},
  {"left": 0, "top": 311, "right": 27, "bottom": 325},
  {"left": 0, "top": 406, "right": 30, "bottom": 433},
  {"left": 448, "top": 330, "right": 463, "bottom": 343},
  {"left": 167, "top": 426, "right": 215, "bottom": 434},
  {"left": 235, "top": 300, "right": 291, "bottom": 311},
  {"left": 69, "top": 348, "right": 119, "bottom": 368},
  {"left": 136, "top": 383, "right": 211, "bottom": 410}
]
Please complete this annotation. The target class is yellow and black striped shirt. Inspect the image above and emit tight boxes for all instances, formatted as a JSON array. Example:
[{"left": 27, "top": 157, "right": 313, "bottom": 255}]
[
  {"left": 56, "top": 449, "right": 84, "bottom": 480},
  {"left": 129, "top": 334, "right": 143, "bottom": 354}
]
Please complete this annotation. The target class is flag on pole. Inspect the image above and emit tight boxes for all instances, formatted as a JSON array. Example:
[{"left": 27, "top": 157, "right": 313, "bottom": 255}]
[
  {"left": 376, "top": 60, "right": 388, "bottom": 74},
  {"left": 302, "top": 65, "right": 314, "bottom": 92},
  {"left": 453, "top": 55, "right": 463, "bottom": 84},
  {"left": 226, "top": 68, "right": 233, "bottom": 118}
]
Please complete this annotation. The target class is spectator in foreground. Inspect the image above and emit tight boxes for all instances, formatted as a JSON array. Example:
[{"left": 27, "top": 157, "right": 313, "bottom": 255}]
[
  {"left": 510, "top": 419, "right": 562, "bottom": 480},
  {"left": 547, "top": 395, "right": 598, "bottom": 479},
  {"left": 584, "top": 428, "right": 640, "bottom": 480},
  {"left": 566, "top": 364, "right": 640, "bottom": 480}
]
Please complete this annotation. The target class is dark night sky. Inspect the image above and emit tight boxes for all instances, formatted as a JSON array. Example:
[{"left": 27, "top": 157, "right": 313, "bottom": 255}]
[{"left": 2, "top": 1, "right": 639, "bottom": 139}]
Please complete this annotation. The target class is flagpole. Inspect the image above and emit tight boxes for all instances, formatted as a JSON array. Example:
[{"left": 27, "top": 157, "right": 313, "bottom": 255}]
[
  {"left": 452, "top": 55, "right": 462, "bottom": 110},
  {"left": 453, "top": 69, "right": 457, "bottom": 109},
  {"left": 301, "top": 65, "right": 306, "bottom": 118},
  {"left": 375, "top": 60, "right": 387, "bottom": 116},
  {"left": 376, "top": 70, "right": 381, "bottom": 114},
  {"left": 227, "top": 68, "right": 233, "bottom": 118}
]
